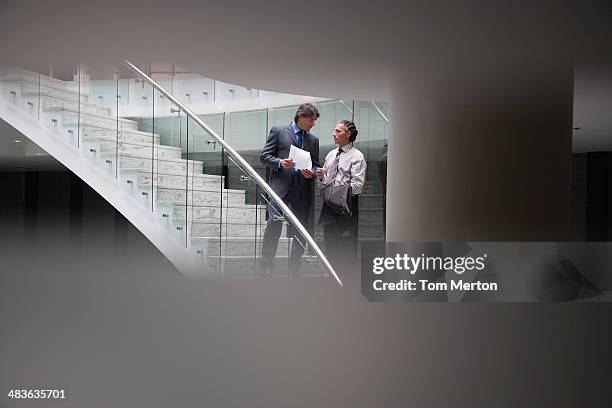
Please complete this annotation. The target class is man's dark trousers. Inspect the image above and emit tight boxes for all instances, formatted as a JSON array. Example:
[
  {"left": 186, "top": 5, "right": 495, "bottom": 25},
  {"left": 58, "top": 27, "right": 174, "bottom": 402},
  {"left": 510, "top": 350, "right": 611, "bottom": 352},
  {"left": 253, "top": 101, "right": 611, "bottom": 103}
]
[{"left": 261, "top": 181, "right": 312, "bottom": 269}]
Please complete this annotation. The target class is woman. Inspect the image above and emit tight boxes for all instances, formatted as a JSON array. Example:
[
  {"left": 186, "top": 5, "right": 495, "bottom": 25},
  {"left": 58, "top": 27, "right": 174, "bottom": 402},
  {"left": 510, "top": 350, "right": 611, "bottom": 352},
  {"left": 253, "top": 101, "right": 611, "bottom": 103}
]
[{"left": 316, "top": 120, "right": 367, "bottom": 271}]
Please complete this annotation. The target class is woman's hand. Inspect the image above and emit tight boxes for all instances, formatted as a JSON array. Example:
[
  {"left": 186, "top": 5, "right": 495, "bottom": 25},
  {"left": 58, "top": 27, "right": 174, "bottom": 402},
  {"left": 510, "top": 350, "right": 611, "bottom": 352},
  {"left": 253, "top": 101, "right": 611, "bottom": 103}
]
[{"left": 316, "top": 168, "right": 324, "bottom": 179}]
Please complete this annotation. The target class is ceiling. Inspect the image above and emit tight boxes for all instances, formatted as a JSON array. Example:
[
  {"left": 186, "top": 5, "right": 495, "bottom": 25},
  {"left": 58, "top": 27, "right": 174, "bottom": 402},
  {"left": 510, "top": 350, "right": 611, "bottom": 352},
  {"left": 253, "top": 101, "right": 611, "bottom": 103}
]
[{"left": 0, "top": 0, "right": 610, "bottom": 167}]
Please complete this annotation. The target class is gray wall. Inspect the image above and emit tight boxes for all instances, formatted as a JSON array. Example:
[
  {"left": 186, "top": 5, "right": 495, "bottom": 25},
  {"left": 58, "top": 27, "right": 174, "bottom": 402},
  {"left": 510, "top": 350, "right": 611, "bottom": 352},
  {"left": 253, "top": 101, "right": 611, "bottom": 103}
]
[{"left": 0, "top": 1, "right": 610, "bottom": 407}]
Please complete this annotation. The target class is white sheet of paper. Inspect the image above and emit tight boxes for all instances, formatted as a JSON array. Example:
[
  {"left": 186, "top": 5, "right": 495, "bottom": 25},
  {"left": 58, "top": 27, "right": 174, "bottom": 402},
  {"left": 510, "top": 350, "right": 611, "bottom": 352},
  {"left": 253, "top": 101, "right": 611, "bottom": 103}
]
[{"left": 289, "top": 145, "right": 312, "bottom": 170}]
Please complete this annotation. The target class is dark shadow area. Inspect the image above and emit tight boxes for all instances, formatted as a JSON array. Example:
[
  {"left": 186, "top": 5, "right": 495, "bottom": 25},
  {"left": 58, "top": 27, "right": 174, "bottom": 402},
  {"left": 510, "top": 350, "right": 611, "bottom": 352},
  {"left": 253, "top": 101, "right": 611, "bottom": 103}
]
[
  {"left": 0, "top": 170, "right": 180, "bottom": 278},
  {"left": 573, "top": 152, "right": 612, "bottom": 241}
]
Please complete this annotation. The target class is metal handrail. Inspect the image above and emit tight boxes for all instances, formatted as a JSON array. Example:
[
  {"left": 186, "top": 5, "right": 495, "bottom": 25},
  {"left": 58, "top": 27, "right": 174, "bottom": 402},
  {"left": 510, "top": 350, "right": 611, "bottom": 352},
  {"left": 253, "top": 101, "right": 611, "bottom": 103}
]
[
  {"left": 338, "top": 100, "right": 353, "bottom": 114},
  {"left": 123, "top": 60, "right": 342, "bottom": 286},
  {"left": 371, "top": 101, "right": 389, "bottom": 123}
]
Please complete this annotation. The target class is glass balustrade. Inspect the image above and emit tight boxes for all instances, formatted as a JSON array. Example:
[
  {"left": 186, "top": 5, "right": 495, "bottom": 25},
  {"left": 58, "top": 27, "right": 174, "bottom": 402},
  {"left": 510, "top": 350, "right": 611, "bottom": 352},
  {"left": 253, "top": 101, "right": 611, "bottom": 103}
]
[
  {"left": 267, "top": 104, "right": 297, "bottom": 127},
  {"left": 85, "top": 64, "right": 266, "bottom": 113},
  {"left": 183, "top": 114, "right": 224, "bottom": 273},
  {"left": 76, "top": 65, "right": 120, "bottom": 178},
  {"left": 353, "top": 100, "right": 389, "bottom": 241},
  {"left": 0, "top": 66, "right": 42, "bottom": 121},
  {"left": 175, "top": 73, "right": 215, "bottom": 106},
  {"left": 36, "top": 68, "right": 84, "bottom": 148},
  {"left": 224, "top": 110, "right": 265, "bottom": 275},
  {"left": 0, "top": 63, "right": 387, "bottom": 281}
]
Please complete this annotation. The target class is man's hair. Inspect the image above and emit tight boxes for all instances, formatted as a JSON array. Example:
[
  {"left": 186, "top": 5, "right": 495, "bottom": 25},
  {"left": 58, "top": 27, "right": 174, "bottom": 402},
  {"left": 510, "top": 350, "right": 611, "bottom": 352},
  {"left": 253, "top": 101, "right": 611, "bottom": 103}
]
[
  {"left": 339, "top": 119, "right": 359, "bottom": 142},
  {"left": 294, "top": 103, "right": 320, "bottom": 123}
]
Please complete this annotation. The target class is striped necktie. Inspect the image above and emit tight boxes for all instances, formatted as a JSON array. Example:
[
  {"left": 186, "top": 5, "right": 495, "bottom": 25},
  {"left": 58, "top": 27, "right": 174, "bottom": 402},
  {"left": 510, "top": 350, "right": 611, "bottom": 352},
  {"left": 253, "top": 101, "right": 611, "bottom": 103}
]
[{"left": 323, "top": 148, "right": 343, "bottom": 186}]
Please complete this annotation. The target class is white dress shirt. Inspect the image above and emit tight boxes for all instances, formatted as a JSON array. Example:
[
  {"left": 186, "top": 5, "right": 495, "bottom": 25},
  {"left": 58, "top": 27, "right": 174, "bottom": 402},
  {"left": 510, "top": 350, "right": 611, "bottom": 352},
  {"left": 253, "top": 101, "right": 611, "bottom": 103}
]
[{"left": 318, "top": 143, "right": 367, "bottom": 195}]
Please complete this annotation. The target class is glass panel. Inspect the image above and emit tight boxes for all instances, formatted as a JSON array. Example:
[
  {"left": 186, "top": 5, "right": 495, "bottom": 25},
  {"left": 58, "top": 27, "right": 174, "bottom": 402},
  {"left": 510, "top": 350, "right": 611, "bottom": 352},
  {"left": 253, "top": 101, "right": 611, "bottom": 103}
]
[
  {"left": 129, "top": 77, "right": 155, "bottom": 109},
  {"left": 216, "top": 156, "right": 262, "bottom": 277},
  {"left": 149, "top": 94, "right": 189, "bottom": 244},
  {"left": 175, "top": 72, "right": 214, "bottom": 106},
  {"left": 185, "top": 116, "right": 224, "bottom": 275},
  {"left": 115, "top": 71, "right": 131, "bottom": 179},
  {"left": 88, "top": 75, "right": 120, "bottom": 117},
  {"left": 80, "top": 65, "right": 120, "bottom": 178},
  {"left": 149, "top": 66, "right": 173, "bottom": 112},
  {"left": 225, "top": 109, "right": 268, "bottom": 193},
  {"left": 193, "top": 113, "right": 224, "bottom": 156},
  {"left": 34, "top": 66, "right": 84, "bottom": 148},
  {"left": 254, "top": 185, "right": 325, "bottom": 278},
  {"left": 353, "top": 100, "right": 389, "bottom": 242},
  {"left": 0, "top": 66, "right": 41, "bottom": 121},
  {"left": 214, "top": 80, "right": 259, "bottom": 102},
  {"left": 213, "top": 110, "right": 265, "bottom": 276},
  {"left": 315, "top": 99, "right": 354, "bottom": 157},
  {"left": 373, "top": 100, "right": 390, "bottom": 119},
  {"left": 139, "top": 101, "right": 183, "bottom": 149},
  {"left": 118, "top": 77, "right": 155, "bottom": 211},
  {"left": 268, "top": 104, "right": 297, "bottom": 128}
]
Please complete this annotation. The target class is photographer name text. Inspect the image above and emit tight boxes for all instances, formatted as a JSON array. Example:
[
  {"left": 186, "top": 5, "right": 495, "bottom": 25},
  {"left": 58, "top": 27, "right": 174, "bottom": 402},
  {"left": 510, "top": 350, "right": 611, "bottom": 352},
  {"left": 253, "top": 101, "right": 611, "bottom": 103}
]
[{"left": 371, "top": 254, "right": 498, "bottom": 292}]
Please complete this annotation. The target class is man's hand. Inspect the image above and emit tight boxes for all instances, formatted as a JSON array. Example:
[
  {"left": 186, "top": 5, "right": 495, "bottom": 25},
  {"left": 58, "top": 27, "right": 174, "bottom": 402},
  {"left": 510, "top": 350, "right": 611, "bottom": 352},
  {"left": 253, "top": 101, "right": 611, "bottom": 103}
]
[
  {"left": 301, "top": 168, "right": 313, "bottom": 178},
  {"left": 315, "top": 168, "right": 324, "bottom": 179},
  {"left": 280, "top": 159, "right": 295, "bottom": 169}
]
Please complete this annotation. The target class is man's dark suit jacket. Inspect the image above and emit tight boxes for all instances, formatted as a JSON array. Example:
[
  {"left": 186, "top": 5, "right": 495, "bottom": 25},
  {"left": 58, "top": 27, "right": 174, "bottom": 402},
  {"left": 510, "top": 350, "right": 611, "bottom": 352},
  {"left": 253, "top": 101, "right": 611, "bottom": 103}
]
[{"left": 260, "top": 123, "right": 320, "bottom": 202}]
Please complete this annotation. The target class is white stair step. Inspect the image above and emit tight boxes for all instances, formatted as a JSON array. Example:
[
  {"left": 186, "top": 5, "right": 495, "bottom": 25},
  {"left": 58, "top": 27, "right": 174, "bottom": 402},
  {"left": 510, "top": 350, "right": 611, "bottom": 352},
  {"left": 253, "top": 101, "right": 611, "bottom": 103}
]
[
  {"left": 21, "top": 80, "right": 87, "bottom": 103},
  {"left": 61, "top": 109, "right": 139, "bottom": 131},
  {"left": 100, "top": 142, "right": 182, "bottom": 159},
  {"left": 156, "top": 187, "right": 245, "bottom": 207},
  {"left": 115, "top": 154, "right": 204, "bottom": 174},
  {"left": 194, "top": 237, "right": 292, "bottom": 257},
  {"left": 137, "top": 171, "right": 226, "bottom": 191},
  {"left": 133, "top": 168, "right": 223, "bottom": 181},
  {"left": 155, "top": 201, "right": 257, "bottom": 219},
  {"left": 190, "top": 220, "right": 267, "bottom": 238},
  {"left": 173, "top": 205, "right": 265, "bottom": 223},
  {"left": 82, "top": 126, "right": 161, "bottom": 144},
  {"left": 139, "top": 173, "right": 223, "bottom": 190},
  {"left": 41, "top": 97, "right": 112, "bottom": 117}
]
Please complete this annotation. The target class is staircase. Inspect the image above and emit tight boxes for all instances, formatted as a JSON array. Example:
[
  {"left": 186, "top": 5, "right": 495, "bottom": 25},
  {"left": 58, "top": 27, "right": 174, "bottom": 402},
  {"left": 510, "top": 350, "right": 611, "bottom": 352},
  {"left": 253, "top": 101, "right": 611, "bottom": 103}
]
[{"left": 0, "top": 65, "right": 325, "bottom": 278}]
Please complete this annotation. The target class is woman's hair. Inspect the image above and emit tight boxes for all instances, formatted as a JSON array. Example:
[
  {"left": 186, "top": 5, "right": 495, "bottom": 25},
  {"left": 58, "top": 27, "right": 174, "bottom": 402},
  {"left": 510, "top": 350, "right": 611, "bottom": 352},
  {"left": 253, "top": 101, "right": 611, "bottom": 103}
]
[{"left": 338, "top": 119, "right": 359, "bottom": 142}]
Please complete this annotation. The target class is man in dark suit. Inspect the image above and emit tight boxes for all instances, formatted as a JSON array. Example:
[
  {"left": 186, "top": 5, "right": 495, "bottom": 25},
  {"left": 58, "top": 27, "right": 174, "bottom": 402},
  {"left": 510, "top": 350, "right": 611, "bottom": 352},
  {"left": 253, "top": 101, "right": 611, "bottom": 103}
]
[{"left": 260, "top": 103, "right": 320, "bottom": 273}]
